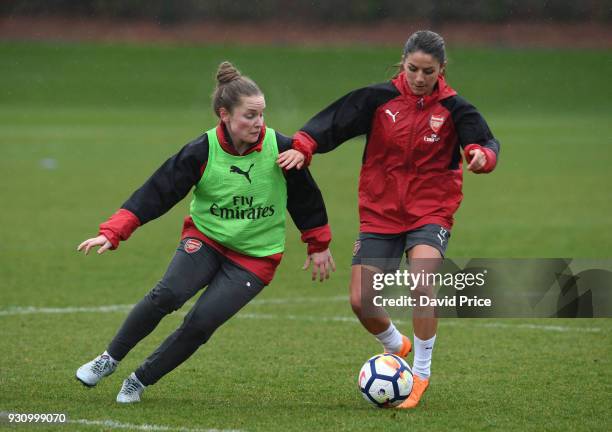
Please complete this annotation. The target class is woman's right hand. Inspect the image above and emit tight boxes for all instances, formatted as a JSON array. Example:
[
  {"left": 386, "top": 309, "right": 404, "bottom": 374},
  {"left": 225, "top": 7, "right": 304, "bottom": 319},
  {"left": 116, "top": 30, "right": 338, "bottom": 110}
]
[
  {"left": 77, "top": 235, "right": 112, "bottom": 255},
  {"left": 277, "top": 149, "right": 305, "bottom": 170}
]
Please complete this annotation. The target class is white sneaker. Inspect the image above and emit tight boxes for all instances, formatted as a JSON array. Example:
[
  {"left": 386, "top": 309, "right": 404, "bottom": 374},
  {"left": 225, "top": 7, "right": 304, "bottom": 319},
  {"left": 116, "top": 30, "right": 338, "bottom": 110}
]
[
  {"left": 76, "top": 351, "right": 118, "bottom": 387},
  {"left": 116, "top": 372, "right": 146, "bottom": 403}
]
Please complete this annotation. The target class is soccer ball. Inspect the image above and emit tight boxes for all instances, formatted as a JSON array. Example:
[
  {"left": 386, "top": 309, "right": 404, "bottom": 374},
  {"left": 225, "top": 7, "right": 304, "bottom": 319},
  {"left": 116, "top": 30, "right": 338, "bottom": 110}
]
[{"left": 358, "top": 353, "right": 413, "bottom": 407}]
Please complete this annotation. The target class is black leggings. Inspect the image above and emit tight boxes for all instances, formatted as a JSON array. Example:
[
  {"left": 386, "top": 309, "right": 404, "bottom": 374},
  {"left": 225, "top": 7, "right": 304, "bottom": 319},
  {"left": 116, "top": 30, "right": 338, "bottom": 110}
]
[{"left": 107, "top": 238, "right": 265, "bottom": 386}]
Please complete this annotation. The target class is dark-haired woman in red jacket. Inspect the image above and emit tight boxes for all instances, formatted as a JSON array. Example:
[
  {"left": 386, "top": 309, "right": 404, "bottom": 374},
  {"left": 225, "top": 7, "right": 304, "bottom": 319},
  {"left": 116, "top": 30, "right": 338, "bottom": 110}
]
[{"left": 279, "top": 30, "right": 500, "bottom": 408}]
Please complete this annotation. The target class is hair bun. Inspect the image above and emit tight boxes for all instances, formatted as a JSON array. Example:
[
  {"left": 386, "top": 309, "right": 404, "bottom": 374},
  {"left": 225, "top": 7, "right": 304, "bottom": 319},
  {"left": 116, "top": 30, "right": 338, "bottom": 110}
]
[{"left": 216, "top": 61, "right": 241, "bottom": 85}]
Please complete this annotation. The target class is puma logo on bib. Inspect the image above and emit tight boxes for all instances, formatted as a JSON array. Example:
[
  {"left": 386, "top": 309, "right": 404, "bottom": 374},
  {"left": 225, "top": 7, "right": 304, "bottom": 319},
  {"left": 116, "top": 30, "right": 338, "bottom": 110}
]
[{"left": 230, "top": 163, "right": 254, "bottom": 183}]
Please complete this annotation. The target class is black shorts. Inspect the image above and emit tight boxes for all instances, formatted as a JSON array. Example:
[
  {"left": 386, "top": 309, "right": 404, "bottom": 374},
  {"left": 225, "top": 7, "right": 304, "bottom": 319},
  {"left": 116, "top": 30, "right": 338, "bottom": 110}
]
[{"left": 351, "top": 224, "right": 450, "bottom": 272}]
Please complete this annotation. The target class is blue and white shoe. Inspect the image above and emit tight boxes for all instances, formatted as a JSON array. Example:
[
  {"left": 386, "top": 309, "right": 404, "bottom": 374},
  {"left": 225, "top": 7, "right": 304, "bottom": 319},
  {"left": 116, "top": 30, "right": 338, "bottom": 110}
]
[
  {"left": 116, "top": 372, "right": 146, "bottom": 403},
  {"left": 76, "top": 352, "right": 118, "bottom": 387}
]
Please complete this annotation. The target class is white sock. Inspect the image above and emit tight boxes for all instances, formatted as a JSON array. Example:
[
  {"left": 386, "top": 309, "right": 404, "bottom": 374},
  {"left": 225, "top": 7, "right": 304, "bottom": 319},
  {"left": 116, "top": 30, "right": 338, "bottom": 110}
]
[
  {"left": 103, "top": 350, "right": 119, "bottom": 364},
  {"left": 412, "top": 334, "right": 436, "bottom": 379},
  {"left": 374, "top": 322, "right": 404, "bottom": 353}
]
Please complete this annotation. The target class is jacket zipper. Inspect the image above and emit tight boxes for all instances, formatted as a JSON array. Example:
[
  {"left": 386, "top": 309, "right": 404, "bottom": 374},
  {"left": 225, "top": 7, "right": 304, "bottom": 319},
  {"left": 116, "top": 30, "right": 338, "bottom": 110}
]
[
  {"left": 400, "top": 97, "right": 424, "bottom": 225},
  {"left": 404, "top": 97, "right": 425, "bottom": 227}
]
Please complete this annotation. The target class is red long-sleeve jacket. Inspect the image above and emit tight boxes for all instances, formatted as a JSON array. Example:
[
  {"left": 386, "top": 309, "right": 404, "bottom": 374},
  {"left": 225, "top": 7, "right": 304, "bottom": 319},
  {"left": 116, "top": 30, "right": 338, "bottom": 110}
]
[{"left": 293, "top": 72, "right": 500, "bottom": 233}]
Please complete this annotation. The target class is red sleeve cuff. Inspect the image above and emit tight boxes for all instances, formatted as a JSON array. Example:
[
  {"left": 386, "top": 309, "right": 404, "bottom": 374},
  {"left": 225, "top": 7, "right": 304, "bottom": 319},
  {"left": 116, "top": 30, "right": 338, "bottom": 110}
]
[
  {"left": 98, "top": 209, "right": 141, "bottom": 249},
  {"left": 292, "top": 131, "right": 318, "bottom": 167},
  {"left": 464, "top": 144, "right": 497, "bottom": 174},
  {"left": 301, "top": 224, "right": 332, "bottom": 255}
]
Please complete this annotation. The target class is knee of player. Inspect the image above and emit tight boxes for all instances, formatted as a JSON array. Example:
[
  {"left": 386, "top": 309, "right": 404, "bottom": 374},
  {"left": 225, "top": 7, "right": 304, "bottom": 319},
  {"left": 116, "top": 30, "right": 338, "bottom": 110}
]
[
  {"left": 350, "top": 294, "right": 364, "bottom": 317},
  {"left": 147, "top": 282, "right": 183, "bottom": 313},
  {"left": 180, "top": 319, "right": 214, "bottom": 345},
  {"left": 411, "top": 283, "right": 435, "bottom": 298}
]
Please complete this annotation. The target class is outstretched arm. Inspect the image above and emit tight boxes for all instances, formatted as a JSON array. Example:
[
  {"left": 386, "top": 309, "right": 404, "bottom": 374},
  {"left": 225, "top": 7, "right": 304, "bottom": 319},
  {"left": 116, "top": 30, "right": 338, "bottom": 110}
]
[
  {"left": 280, "top": 82, "right": 401, "bottom": 169},
  {"left": 77, "top": 134, "right": 209, "bottom": 254}
]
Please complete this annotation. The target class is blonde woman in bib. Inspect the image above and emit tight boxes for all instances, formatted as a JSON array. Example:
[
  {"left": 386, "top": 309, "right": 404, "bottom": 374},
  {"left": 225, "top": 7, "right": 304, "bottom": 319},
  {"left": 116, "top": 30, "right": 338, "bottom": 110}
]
[{"left": 75, "top": 61, "right": 335, "bottom": 404}]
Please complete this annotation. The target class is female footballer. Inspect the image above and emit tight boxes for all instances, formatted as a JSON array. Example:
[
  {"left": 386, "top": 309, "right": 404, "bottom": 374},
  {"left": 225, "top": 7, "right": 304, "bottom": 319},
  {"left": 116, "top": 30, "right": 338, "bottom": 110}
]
[
  {"left": 279, "top": 30, "right": 500, "bottom": 408},
  {"left": 76, "top": 61, "right": 335, "bottom": 403}
]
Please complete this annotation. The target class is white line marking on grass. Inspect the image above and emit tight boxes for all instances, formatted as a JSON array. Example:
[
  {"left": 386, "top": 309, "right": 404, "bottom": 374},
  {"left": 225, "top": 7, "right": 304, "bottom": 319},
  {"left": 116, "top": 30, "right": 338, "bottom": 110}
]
[
  {"left": 235, "top": 314, "right": 603, "bottom": 332},
  {"left": 0, "top": 296, "right": 346, "bottom": 317},
  {"left": 70, "top": 418, "right": 244, "bottom": 432},
  {"left": 0, "top": 302, "right": 603, "bottom": 333},
  {"left": 238, "top": 313, "right": 359, "bottom": 323},
  {"left": 250, "top": 295, "right": 346, "bottom": 305},
  {"left": 476, "top": 322, "right": 603, "bottom": 333},
  {"left": 0, "top": 413, "right": 243, "bottom": 432},
  {"left": 0, "top": 305, "right": 134, "bottom": 316}
]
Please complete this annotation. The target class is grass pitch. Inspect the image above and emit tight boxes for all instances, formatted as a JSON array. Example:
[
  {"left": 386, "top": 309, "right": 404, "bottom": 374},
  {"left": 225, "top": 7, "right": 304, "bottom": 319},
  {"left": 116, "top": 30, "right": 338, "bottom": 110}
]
[{"left": 0, "top": 42, "right": 611, "bottom": 431}]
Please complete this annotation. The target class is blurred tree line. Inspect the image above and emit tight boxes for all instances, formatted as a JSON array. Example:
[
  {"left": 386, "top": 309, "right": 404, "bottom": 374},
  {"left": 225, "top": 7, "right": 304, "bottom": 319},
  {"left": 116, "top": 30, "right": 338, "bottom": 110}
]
[{"left": 2, "top": 0, "right": 610, "bottom": 24}]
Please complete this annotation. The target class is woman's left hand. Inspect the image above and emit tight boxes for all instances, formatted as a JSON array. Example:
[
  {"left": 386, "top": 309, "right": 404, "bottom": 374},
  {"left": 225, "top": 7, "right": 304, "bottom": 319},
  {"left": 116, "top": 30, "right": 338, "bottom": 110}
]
[
  {"left": 302, "top": 248, "right": 336, "bottom": 282},
  {"left": 467, "top": 148, "right": 487, "bottom": 172},
  {"left": 277, "top": 149, "right": 306, "bottom": 170}
]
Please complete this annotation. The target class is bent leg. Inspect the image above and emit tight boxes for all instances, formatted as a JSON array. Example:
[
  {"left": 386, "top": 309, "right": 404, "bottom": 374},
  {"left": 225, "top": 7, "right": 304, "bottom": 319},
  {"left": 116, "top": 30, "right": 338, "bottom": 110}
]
[
  {"left": 350, "top": 264, "right": 391, "bottom": 335},
  {"left": 107, "top": 239, "right": 222, "bottom": 360},
  {"left": 350, "top": 233, "right": 405, "bottom": 335},
  {"left": 135, "top": 260, "right": 265, "bottom": 386}
]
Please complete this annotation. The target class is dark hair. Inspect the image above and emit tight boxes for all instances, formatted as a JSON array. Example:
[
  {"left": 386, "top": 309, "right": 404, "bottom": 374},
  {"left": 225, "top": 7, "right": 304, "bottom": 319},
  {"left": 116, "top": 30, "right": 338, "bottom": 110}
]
[
  {"left": 402, "top": 30, "right": 446, "bottom": 65},
  {"left": 212, "top": 61, "right": 262, "bottom": 117}
]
